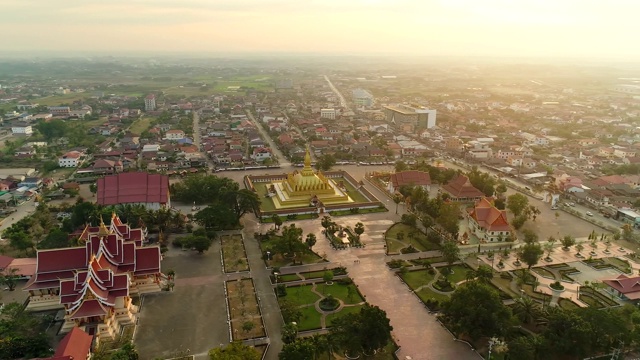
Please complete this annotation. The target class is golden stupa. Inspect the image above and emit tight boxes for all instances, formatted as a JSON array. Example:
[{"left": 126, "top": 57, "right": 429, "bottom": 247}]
[{"left": 267, "top": 148, "right": 353, "bottom": 209}]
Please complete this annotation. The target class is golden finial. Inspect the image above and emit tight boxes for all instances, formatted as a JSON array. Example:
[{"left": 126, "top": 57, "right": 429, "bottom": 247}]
[
  {"left": 98, "top": 216, "right": 109, "bottom": 236},
  {"left": 304, "top": 147, "right": 312, "bottom": 168}
]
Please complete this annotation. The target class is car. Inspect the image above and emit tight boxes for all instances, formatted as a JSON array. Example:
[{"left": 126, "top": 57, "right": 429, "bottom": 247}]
[
  {"left": 586, "top": 211, "right": 593, "bottom": 216},
  {"left": 524, "top": 186, "right": 531, "bottom": 191},
  {"left": 567, "top": 202, "right": 575, "bottom": 207}
]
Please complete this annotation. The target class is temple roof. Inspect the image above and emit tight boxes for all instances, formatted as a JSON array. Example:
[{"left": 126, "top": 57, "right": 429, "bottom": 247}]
[
  {"left": 442, "top": 175, "right": 484, "bottom": 199},
  {"left": 50, "top": 327, "right": 93, "bottom": 360},
  {"left": 468, "top": 197, "right": 511, "bottom": 232}
]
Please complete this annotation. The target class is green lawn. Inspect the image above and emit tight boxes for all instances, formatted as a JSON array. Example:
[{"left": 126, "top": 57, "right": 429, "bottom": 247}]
[
  {"left": 281, "top": 285, "right": 321, "bottom": 307},
  {"left": 558, "top": 298, "right": 580, "bottom": 310},
  {"left": 416, "top": 287, "right": 450, "bottom": 303},
  {"left": 385, "top": 223, "right": 440, "bottom": 253},
  {"left": 323, "top": 283, "right": 364, "bottom": 305},
  {"left": 440, "top": 265, "right": 471, "bottom": 284},
  {"left": 129, "top": 116, "right": 153, "bottom": 134},
  {"left": 276, "top": 274, "right": 301, "bottom": 282},
  {"left": 253, "top": 184, "right": 277, "bottom": 212},
  {"left": 301, "top": 270, "right": 332, "bottom": 280},
  {"left": 259, "top": 235, "right": 325, "bottom": 268},
  {"left": 325, "top": 304, "right": 365, "bottom": 326},
  {"left": 298, "top": 306, "right": 323, "bottom": 331},
  {"left": 400, "top": 269, "right": 435, "bottom": 290},
  {"left": 531, "top": 267, "right": 555, "bottom": 279}
]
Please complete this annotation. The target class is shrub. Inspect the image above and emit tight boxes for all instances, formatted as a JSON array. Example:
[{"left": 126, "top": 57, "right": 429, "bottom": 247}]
[
  {"left": 336, "top": 278, "right": 353, "bottom": 285},
  {"left": 333, "top": 266, "right": 348, "bottom": 276},
  {"left": 388, "top": 259, "right": 404, "bottom": 269},
  {"left": 172, "top": 237, "right": 184, "bottom": 248},
  {"left": 550, "top": 281, "right": 565, "bottom": 291},
  {"left": 276, "top": 284, "right": 287, "bottom": 297},
  {"left": 401, "top": 245, "right": 419, "bottom": 254}
]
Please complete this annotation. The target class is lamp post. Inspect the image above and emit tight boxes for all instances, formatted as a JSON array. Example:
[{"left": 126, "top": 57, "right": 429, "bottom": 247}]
[{"left": 274, "top": 272, "right": 279, "bottom": 285}]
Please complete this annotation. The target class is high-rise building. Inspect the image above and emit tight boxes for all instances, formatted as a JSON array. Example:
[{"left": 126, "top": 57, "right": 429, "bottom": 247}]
[
  {"left": 383, "top": 104, "right": 436, "bottom": 131},
  {"left": 145, "top": 94, "right": 156, "bottom": 111},
  {"left": 352, "top": 88, "right": 374, "bottom": 107}
]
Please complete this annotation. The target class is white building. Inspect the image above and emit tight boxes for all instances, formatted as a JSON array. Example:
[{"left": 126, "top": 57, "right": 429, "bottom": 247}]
[
  {"left": 320, "top": 108, "right": 336, "bottom": 120},
  {"left": 58, "top": 151, "right": 83, "bottom": 167},
  {"left": 165, "top": 129, "right": 185, "bottom": 140},
  {"left": 11, "top": 123, "right": 33, "bottom": 135},
  {"left": 352, "top": 89, "right": 374, "bottom": 107},
  {"left": 145, "top": 94, "right": 156, "bottom": 111}
]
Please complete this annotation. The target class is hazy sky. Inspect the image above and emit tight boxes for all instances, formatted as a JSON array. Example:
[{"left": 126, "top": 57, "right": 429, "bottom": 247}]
[{"left": 1, "top": 0, "right": 638, "bottom": 59}]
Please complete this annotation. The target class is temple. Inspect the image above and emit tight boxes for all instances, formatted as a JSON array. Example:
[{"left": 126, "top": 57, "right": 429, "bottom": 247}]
[
  {"left": 24, "top": 213, "right": 163, "bottom": 344},
  {"left": 267, "top": 148, "right": 354, "bottom": 209}
]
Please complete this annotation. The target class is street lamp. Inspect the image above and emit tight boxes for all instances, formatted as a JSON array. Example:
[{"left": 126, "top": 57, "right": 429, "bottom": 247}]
[{"left": 274, "top": 272, "right": 279, "bottom": 285}]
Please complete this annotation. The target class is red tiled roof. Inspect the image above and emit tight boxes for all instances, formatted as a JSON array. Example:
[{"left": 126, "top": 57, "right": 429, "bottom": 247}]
[
  {"left": 52, "top": 327, "right": 93, "bottom": 360},
  {"left": 468, "top": 198, "right": 511, "bottom": 232},
  {"left": 97, "top": 172, "right": 169, "bottom": 206},
  {"left": 69, "top": 299, "right": 107, "bottom": 319},
  {"left": 36, "top": 247, "right": 87, "bottom": 273},
  {"left": 390, "top": 171, "right": 431, "bottom": 188},
  {"left": 442, "top": 175, "right": 484, "bottom": 199},
  {"left": 0, "top": 255, "right": 13, "bottom": 269},
  {"left": 135, "top": 247, "right": 161, "bottom": 273},
  {"left": 603, "top": 274, "right": 640, "bottom": 296}
]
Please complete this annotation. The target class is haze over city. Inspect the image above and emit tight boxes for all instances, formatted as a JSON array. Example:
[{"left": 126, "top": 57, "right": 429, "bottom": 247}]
[{"left": 2, "top": 0, "right": 640, "bottom": 60}]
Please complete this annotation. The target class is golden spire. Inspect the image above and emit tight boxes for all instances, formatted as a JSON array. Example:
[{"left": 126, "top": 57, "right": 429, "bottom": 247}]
[
  {"left": 98, "top": 216, "right": 109, "bottom": 236},
  {"left": 304, "top": 147, "right": 312, "bottom": 168}
]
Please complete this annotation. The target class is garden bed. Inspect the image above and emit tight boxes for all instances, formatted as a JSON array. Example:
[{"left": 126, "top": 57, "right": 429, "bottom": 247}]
[
  {"left": 259, "top": 234, "right": 326, "bottom": 268},
  {"left": 226, "top": 278, "right": 266, "bottom": 340},
  {"left": 384, "top": 223, "right": 441, "bottom": 255},
  {"left": 221, "top": 234, "right": 250, "bottom": 273},
  {"left": 558, "top": 298, "right": 580, "bottom": 310},
  {"left": 531, "top": 267, "right": 555, "bottom": 279},
  {"left": 580, "top": 287, "right": 618, "bottom": 307}
]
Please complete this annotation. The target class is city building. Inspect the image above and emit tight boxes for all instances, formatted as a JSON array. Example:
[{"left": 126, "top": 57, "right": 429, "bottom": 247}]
[
  {"left": 97, "top": 172, "right": 170, "bottom": 210},
  {"left": 320, "top": 108, "right": 336, "bottom": 120},
  {"left": 387, "top": 171, "right": 431, "bottom": 194},
  {"left": 383, "top": 104, "right": 436, "bottom": 131},
  {"left": 24, "top": 214, "right": 162, "bottom": 345},
  {"left": 48, "top": 106, "right": 71, "bottom": 117},
  {"left": 352, "top": 88, "right": 374, "bottom": 107},
  {"left": 145, "top": 94, "right": 156, "bottom": 111},
  {"left": 11, "top": 122, "right": 33, "bottom": 136},
  {"left": 442, "top": 175, "right": 484, "bottom": 202},
  {"left": 467, "top": 198, "right": 511, "bottom": 242},
  {"left": 165, "top": 129, "right": 185, "bottom": 140},
  {"left": 58, "top": 150, "right": 84, "bottom": 168}
]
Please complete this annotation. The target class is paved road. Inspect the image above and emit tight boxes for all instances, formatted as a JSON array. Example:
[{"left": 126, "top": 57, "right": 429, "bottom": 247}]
[
  {"left": 192, "top": 111, "right": 201, "bottom": 149},
  {"left": 324, "top": 75, "right": 349, "bottom": 110},
  {"left": 0, "top": 199, "right": 35, "bottom": 234},
  {"left": 245, "top": 110, "right": 291, "bottom": 166}
]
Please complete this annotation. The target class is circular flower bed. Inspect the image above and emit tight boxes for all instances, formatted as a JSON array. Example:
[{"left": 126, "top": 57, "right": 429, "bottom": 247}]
[
  {"left": 550, "top": 281, "right": 565, "bottom": 291},
  {"left": 319, "top": 295, "right": 340, "bottom": 311}
]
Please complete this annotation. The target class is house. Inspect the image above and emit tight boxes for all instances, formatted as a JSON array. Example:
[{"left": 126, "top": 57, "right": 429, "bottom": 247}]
[
  {"left": 44, "top": 327, "right": 93, "bottom": 360},
  {"left": 59, "top": 151, "right": 84, "bottom": 168},
  {"left": 251, "top": 147, "right": 272, "bottom": 162},
  {"left": 11, "top": 122, "right": 33, "bottom": 136},
  {"left": 92, "top": 159, "right": 124, "bottom": 174},
  {"left": 442, "top": 175, "right": 484, "bottom": 201},
  {"left": 603, "top": 274, "right": 640, "bottom": 301},
  {"left": 24, "top": 215, "right": 162, "bottom": 345},
  {"left": 96, "top": 172, "right": 170, "bottom": 210},
  {"left": 165, "top": 129, "right": 185, "bottom": 141},
  {"left": 467, "top": 198, "right": 511, "bottom": 242},
  {"left": 387, "top": 171, "right": 431, "bottom": 194}
]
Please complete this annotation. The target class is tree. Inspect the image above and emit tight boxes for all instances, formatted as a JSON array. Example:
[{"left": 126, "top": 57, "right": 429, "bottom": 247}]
[
  {"left": 273, "top": 214, "right": 283, "bottom": 230},
  {"left": 0, "top": 302, "right": 53, "bottom": 359},
  {"left": 441, "top": 282, "right": 511, "bottom": 341},
  {"left": 395, "top": 161, "right": 408, "bottom": 172},
  {"left": 354, "top": 222, "right": 365, "bottom": 240},
  {"left": 0, "top": 268, "right": 19, "bottom": 291},
  {"left": 279, "top": 299, "right": 302, "bottom": 324},
  {"left": 38, "top": 228, "right": 70, "bottom": 249},
  {"left": 518, "top": 243, "right": 543, "bottom": 270},
  {"left": 575, "top": 243, "right": 584, "bottom": 255},
  {"left": 542, "top": 308, "right": 593, "bottom": 358},
  {"left": 194, "top": 203, "right": 237, "bottom": 229},
  {"left": 474, "top": 265, "right": 494, "bottom": 283},
  {"left": 315, "top": 154, "right": 336, "bottom": 171},
  {"left": 543, "top": 242, "right": 555, "bottom": 260},
  {"left": 441, "top": 240, "right": 460, "bottom": 268},
  {"left": 282, "top": 322, "right": 299, "bottom": 344},
  {"left": 186, "top": 235, "right": 214, "bottom": 253},
  {"left": 110, "top": 342, "right": 139, "bottom": 360},
  {"left": 495, "top": 182, "right": 508, "bottom": 198},
  {"left": 437, "top": 202, "right": 460, "bottom": 237},
  {"left": 272, "top": 224, "right": 307, "bottom": 262},
  {"left": 522, "top": 229, "right": 538, "bottom": 244},
  {"left": 305, "top": 233, "right": 317, "bottom": 249},
  {"left": 392, "top": 193, "right": 403, "bottom": 214},
  {"left": 330, "top": 305, "right": 393, "bottom": 356},
  {"left": 507, "top": 193, "right": 529, "bottom": 217},
  {"left": 561, "top": 235, "right": 576, "bottom": 250},
  {"left": 279, "top": 338, "right": 315, "bottom": 360},
  {"left": 8, "top": 231, "right": 34, "bottom": 255},
  {"left": 512, "top": 296, "right": 541, "bottom": 324},
  {"left": 242, "top": 321, "right": 255, "bottom": 336},
  {"left": 494, "top": 198, "right": 506, "bottom": 210},
  {"left": 208, "top": 341, "right": 260, "bottom": 360}
]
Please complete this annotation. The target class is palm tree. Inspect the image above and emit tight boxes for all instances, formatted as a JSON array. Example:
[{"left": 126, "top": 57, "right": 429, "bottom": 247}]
[
  {"left": 393, "top": 193, "right": 403, "bottom": 214},
  {"left": 512, "top": 296, "right": 541, "bottom": 324}
]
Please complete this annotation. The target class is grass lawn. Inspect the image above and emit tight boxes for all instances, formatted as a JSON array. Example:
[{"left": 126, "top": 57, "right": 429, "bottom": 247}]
[
  {"left": 385, "top": 223, "right": 440, "bottom": 253},
  {"left": 558, "top": 298, "right": 580, "bottom": 310},
  {"left": 298, "top": 306, "right": 323, "bottom": 331},
  {"left": 325, "top": 304, "right": 365, "bottom": 326},
  {"left": 386, "top": 238, "right": 406, "bottom": 254},
  {"left": 323, "top": 283, "right": 364, "bottom": 305},
  {"left": 440, "top": 264, "right": 471, "bottom": 284},
  {"left": 400, "top": 269, "right": 435, "bottom": 290},
  {"left": 580, "top": 287, "right": 618, "bottom": 307},
  {"left": 603, "top": 257, "right": 632, "bottom": 274},
  {"left": 276, "top": 274, "right": 301, "bottom": 282},
  {"left": 129, "top": 116, "right": 153, "bottom": 134},
  {"left": 301, "top": 270, "right": 333, "bottom": 280},
  {"left": 336, "top": 177, "right": 369, "bottom": 203},
  {"left": 252, "top": 184, "right": 277, "bottom": 212},
  {"left": 416, "top": 287, "right": 450, "bottom": 303},
  {"left": 531, "top": 267, "right": 555, "bottom": 279},
  {"left": 281, "top": 285, "right": 321, "bottom": 307}
]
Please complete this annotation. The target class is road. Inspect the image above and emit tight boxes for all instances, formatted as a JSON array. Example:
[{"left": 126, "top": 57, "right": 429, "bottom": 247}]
[
  {"left": 245, "top": 110, "right": 291, "bottom": 166},
  {"left": 192, "top": 111, "right": 201, "bottom": 149},
  {"left": 324, "top": 75, "right": 349, "bottom": 110},
  {"left": 0, "top": 199, "right": 35, "bottom": 234}
]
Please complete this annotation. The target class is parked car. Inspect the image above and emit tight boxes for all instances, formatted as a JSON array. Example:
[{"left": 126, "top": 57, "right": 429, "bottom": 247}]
[{"left": 586, "top": 211, "right": 593, "bottom": 216}]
